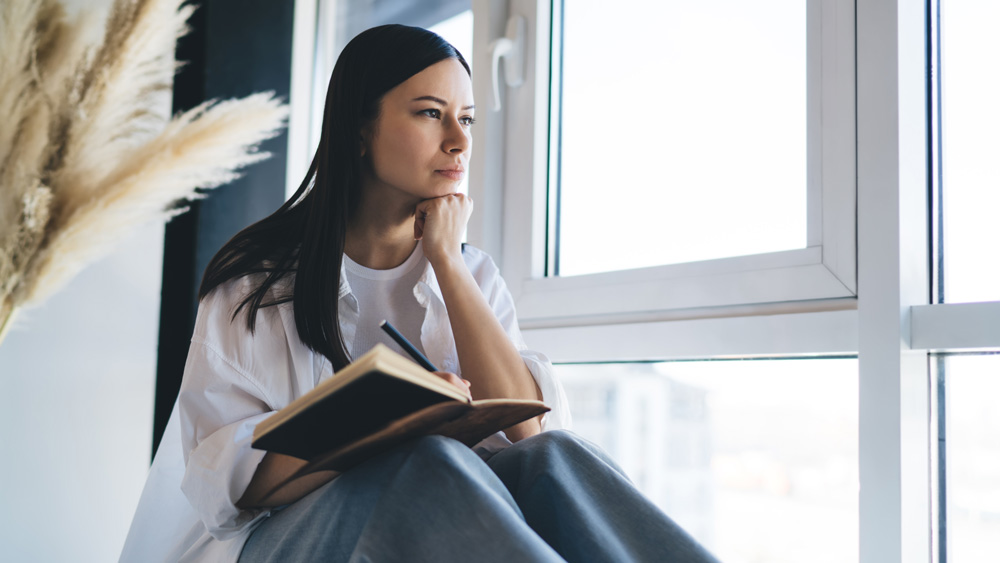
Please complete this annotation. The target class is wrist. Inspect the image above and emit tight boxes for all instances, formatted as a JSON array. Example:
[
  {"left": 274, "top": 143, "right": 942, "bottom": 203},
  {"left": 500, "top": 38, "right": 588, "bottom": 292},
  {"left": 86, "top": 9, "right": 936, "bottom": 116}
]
[{"left": 426, "top": 248, "right": 466, "bottom": 276}]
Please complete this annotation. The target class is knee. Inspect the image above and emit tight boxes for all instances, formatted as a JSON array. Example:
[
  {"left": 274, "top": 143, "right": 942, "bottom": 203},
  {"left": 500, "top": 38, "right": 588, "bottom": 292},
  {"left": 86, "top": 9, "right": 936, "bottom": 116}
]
[
  {"left": 410, "top": 434, "right": 467, "bottom": 453},
  {"left": 512, "top": 430, "right": 621, "bottom": 475},
  {"left": 503, "top": 430, "right": 581, "bottom": 471},
  {"left": 401, "top": 435, "right": 480, "bottom": 467},
  {"left": 349, "top": 435, "right": 481, "bottom": 484},
  {"left": 519, "top": 429, "right": 587, "bottom": 456},
  {"left": 537, "top": 429, "right": 578, "bottom": 446},
  {"left": 391, "top": 435, "right": 510, "bottom": 499}
]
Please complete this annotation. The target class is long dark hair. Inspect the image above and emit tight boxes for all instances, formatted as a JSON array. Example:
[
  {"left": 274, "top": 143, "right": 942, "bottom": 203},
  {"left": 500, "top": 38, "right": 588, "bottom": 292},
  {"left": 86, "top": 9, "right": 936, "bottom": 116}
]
[{"left": 199, "top": 25, "right": 470, "bottom": 371}]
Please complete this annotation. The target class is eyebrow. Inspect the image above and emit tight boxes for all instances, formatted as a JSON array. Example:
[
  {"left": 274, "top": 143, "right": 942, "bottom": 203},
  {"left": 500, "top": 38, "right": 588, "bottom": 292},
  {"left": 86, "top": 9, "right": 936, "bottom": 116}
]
[{"left": 411, "top": 95, "right": 475, "bottom": 111}]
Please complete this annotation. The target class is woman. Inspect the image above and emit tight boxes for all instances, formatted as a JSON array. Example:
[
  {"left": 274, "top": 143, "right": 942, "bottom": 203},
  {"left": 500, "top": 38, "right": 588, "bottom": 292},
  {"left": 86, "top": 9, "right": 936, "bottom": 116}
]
[{"left": 122, "top": 24, "right": 719, "bottom": 563}]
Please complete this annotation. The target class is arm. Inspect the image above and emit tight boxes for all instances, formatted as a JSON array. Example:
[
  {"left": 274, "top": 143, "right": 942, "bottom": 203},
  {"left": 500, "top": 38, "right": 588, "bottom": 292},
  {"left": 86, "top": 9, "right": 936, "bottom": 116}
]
[
  {"left": 179, "top": 282, "right": 322, "bottom": 526},
  {"left": 431, "top": 256, "right": 542, "bottom": 441},
  {"left": 416, "top": 194, "right": 542, "bottom": 441},
  {"left": 237, "top": 453, "right": 336, "bottom": 508},
  {"left": 178, "top": 341, "right": 275, "bottom": 534}
]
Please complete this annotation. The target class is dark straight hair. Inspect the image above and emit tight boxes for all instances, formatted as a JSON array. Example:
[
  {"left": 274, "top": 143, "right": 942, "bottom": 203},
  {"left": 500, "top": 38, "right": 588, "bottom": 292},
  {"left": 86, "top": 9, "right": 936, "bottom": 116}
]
[{"left": 199, "top": 25, "right": 470, "bottom": 372}]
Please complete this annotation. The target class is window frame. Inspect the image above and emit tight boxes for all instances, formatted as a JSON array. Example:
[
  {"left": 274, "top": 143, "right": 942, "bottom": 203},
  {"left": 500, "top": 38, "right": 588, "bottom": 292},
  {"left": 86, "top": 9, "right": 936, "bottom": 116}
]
[{"left": 468, "top": 0, "right": 857, "bottom": 329}]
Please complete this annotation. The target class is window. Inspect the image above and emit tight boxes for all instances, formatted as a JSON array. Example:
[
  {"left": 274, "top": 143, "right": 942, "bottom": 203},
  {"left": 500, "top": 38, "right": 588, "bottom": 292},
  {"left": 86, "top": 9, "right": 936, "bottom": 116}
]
[
  {"left": 552, "top": 0, "right": 808, "bottom": 276},
  {"left": 938, "top": 354, "right": 1000, "bottom": 561},
  {"left": 471, "top": 0, "right": 856, "bottom": 326},
  {"left": 560, "top": 358, "right": 858, "bottom": 562},
  {"left": 938, "top": 0, "right": 1000, "bottom": 304},
  {"left": 928, "top": 3, "right": 1000, "bottom": 561}
]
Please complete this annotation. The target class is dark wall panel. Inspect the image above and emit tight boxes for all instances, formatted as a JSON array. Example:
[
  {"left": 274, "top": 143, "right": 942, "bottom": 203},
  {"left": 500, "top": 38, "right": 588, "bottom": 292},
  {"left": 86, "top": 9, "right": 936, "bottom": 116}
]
[{"left": 154, "top": 0, "right": 293, "bottom": 456}]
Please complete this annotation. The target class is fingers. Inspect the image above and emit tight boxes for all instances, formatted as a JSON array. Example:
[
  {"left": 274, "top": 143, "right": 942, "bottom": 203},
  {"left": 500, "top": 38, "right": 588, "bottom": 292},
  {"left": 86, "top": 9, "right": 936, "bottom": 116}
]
[
  {"left": 433, "top": 371, "right": 472, "bottom": 400},
  {"left": 414, "top": 194, "right": 473, "bottom": 263},
  {"left": 413, "top": 212, "right": 425, "bottom": 240},
  {"left": 415, "top": 193, "right": 473, "bottom": 219}
]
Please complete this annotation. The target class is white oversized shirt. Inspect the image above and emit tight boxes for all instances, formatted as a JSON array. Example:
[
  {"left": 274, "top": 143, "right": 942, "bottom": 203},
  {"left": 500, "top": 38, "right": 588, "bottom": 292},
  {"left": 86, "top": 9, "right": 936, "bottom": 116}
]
[
  {"left": 119, "top": 245, "right": 571, "bottom": 563},
  {"left": 343, "top": 240, "right": 428, "bottom": 359}
]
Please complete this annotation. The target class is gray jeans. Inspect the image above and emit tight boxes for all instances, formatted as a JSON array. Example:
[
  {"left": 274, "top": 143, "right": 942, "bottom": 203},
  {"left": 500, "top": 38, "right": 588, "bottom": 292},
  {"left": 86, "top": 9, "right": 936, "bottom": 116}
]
[{"left": 238, "top": 430, "right": 720, "bottom": 563}]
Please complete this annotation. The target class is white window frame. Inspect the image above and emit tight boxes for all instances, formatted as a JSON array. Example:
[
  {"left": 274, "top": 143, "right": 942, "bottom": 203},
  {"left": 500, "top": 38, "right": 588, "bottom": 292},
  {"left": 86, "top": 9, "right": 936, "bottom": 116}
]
[
  {"left": 856, "top": 0, "right": 933, "bottom": 560},
  {"left": 468, "top": 0, "right": 857, "bottom": 328},
  {"left": 470, "top": 1, "right": 1000, "bottom": 563}
]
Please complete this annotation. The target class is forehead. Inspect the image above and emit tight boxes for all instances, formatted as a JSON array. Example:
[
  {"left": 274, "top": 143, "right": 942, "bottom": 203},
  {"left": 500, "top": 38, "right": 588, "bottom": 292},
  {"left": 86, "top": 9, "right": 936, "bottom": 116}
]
[{"left": 387, "top": 58, "right": 473, "bottom": 105}]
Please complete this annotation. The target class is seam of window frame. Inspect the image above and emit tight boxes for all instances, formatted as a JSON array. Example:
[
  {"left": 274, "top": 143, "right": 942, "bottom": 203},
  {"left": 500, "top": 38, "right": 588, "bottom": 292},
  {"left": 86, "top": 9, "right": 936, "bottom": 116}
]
[{"left": 525, "top": 308, "right": 859, "bottom": 363}]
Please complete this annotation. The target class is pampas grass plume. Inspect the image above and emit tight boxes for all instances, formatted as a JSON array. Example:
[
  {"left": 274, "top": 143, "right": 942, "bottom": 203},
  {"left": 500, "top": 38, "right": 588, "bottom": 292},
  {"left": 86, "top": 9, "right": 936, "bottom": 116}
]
[{"left": 0, "top": 0, "right": 290, "bottom": 342}]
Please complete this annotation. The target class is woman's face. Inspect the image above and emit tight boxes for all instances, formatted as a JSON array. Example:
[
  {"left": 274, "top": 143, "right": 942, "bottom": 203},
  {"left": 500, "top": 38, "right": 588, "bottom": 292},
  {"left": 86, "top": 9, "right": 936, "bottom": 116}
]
[{"left": 361, "top": 57, "right": 474, "bottom": 203}]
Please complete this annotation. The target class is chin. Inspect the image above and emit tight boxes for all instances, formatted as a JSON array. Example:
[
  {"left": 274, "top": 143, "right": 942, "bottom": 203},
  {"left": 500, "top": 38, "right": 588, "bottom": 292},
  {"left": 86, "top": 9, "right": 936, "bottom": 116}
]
[{"left": 429, "top": 185, "right": 460, "bottom": 197}]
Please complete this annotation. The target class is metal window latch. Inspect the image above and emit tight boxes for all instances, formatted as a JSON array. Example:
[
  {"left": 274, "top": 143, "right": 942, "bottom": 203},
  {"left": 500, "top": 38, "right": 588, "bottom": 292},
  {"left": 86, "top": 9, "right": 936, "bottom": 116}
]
[{"left": 488, "top": 15, "right": 526, "bottom": 111}]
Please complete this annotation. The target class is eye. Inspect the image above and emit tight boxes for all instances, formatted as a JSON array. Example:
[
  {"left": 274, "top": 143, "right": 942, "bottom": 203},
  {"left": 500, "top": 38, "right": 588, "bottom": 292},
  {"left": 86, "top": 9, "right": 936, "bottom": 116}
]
[
  {"left": 419, "top": 108, "right": 442, "bottom": 119},
  {"left": 460, "top": 116, "right": 477, "bottom": 126}
]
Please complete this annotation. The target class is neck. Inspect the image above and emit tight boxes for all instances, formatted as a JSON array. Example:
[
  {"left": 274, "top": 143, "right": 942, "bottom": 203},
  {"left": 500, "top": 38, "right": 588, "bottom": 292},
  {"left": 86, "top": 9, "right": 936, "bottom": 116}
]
[{"left": 345, "top": 182, "right": 419, "bottom": 270}]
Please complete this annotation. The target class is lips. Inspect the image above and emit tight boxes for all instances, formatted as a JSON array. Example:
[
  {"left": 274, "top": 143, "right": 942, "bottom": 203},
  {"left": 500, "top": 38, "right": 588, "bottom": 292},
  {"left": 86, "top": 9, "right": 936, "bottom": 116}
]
[{"left": 436, "top": 168, "right": 464, "bottom": 180}]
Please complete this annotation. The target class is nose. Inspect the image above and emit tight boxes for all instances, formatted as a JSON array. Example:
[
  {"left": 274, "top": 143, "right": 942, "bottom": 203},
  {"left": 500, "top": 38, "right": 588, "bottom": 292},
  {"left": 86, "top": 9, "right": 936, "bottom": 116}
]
[{"left": 442, "top": 118, "right": 471, "bottom": 155}]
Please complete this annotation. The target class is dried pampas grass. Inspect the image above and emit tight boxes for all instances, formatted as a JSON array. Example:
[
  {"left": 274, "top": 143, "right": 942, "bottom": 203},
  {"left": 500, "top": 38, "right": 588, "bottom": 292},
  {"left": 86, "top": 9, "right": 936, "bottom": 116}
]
[{"left": 0, "top": 0, "right": 289, "bottom": 344}]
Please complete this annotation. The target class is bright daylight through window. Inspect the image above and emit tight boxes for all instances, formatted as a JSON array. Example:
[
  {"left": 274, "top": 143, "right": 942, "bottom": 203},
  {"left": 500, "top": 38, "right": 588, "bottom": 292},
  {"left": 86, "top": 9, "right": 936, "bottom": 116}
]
[
  {"left": 933, "top": 1, "right": 1000, "bottom": 560},
  {"left": 939, "top": 0, "right": 1000, "bottom": 304},
  {"left": 552, "top": 0, "right": 807, "bottom": 276},
  {"left": 940, "top": 354, "right": 1000, "bottom": 560},
  {"left": 560, "top": 358, "right": 858, "bottom": 563}
]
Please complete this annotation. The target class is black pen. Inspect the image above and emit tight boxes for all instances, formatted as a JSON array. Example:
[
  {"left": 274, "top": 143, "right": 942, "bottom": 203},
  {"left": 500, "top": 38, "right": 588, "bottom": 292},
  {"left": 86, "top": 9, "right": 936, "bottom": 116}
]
[{"left": 379, "top": 320, "right": 439, "bottom": 372}]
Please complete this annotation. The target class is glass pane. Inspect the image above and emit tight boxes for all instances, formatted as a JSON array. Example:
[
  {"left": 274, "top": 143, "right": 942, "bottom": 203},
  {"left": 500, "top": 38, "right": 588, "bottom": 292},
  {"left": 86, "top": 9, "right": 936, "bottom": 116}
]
[
  {"left": 944, "top": 355, "right": 1000, "bottom": 560},
  {"left": 940, "top": 1, "right": 1000, "bottom": 303},
  {"left": 553, "top": 0, "right": 807, "bottom": 277},
  {"left": 559, "top": 358, "right": 858, "bottom": 562}
]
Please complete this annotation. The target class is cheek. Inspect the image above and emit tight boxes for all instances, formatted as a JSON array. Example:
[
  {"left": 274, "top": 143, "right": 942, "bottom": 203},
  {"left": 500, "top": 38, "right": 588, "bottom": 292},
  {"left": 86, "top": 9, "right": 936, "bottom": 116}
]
[{"left": 383, "top": 128, "right": 431, "bottom": 166}]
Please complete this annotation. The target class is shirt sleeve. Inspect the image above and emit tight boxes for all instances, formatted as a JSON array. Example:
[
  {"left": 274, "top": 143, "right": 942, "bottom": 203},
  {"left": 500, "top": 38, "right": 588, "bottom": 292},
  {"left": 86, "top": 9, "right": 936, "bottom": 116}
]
[
  {"left": 473, "top": 251, "right": 573, "bottom": 431},
  {"left": 177, "top": 285, "right": 284, "bottom": 540}
]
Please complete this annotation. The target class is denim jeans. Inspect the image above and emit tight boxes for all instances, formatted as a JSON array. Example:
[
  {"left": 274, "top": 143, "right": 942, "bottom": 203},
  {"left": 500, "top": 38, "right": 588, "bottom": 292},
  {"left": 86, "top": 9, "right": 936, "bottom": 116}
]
[{"left": 239, "top": 430, "right": 720, "bottom": 563}]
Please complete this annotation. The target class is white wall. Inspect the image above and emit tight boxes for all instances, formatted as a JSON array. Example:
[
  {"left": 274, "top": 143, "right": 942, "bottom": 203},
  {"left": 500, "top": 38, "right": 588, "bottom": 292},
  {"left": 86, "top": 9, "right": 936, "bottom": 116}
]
[
  {"left": 0, "top": 2, "right": 161, "bottom": 559},
  {"left": 0, "top": 220, "right": 162, "bottom": 562}
]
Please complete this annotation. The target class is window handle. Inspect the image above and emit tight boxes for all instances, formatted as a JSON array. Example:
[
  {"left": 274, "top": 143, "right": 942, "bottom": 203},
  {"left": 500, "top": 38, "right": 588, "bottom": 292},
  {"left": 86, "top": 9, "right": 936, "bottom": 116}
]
[{"left": 488, "top": 15, "right": 526, "bottom": 111}]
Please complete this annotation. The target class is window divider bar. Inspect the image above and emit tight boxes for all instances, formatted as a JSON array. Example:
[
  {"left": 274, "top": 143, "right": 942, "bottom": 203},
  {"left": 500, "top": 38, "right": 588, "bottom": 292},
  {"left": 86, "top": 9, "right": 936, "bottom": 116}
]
[
  {"left": 856, "top": 0, "right": 934, "bottom": 561},
  {"left": 911, "top": 302, "right": 1000, "bottom": 351}
]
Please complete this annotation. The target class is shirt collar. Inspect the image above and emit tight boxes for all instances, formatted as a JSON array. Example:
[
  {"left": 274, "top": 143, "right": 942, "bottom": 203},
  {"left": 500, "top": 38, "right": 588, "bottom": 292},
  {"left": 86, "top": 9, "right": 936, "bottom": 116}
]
[
  {"left": 337, "top": 256, "right": 351, "bottom": 300},
  {"left": 336, "top": 253, "right": 446, "bottom": 306}
]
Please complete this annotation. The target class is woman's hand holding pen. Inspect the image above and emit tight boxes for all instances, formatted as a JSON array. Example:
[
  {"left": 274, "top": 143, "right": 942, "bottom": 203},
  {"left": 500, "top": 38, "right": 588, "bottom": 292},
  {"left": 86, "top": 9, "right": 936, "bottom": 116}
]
[
  {"left": 380, "top": 320, "right": 472, "bottom": 401},
  {"left": 433, "top": 371, "right": 472, "bottom": 401},
  {"left": 414, "top": 193, "right": 472, "bottom": 266}
]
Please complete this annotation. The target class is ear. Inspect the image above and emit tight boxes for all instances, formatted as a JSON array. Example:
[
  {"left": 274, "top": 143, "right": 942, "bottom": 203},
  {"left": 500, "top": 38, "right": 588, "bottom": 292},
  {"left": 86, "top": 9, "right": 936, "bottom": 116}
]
[{"left": 359, "top": 136, "right": 366, "bottom": 157}]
